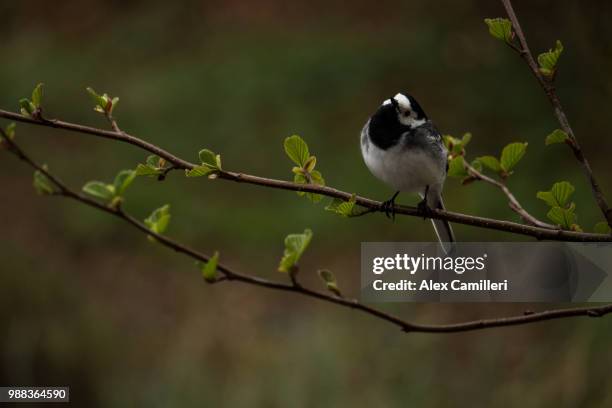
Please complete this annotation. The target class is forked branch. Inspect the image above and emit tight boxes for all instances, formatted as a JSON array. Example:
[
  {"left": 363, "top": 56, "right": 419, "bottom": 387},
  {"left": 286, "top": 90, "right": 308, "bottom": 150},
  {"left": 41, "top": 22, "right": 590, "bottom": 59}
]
[
  {"left": 0, "top": 109, "right": 608, "bottom": 242},
  {"left": 501, "top": 0, "right": 612, "bottom": 228},
  {"left": 2, "top": 131, "right": 611, "bottom": 334}
]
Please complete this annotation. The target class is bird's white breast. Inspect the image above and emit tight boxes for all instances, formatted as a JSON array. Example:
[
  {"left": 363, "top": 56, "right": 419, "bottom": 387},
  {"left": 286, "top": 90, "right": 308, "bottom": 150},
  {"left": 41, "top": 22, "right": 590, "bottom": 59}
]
[{"left": 361, "top": 140, "right": 445, "bottom": 194}]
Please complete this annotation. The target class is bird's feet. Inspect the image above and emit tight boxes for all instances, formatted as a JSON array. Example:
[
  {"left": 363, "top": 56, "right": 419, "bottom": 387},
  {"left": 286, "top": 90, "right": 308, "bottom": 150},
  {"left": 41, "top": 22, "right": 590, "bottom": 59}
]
[
  {"left": 381, "top": 191, "right": 400, "bottom": 221},
  {"left": 417, "top": 198, "right": 432, "bottom": 220},
  {"left": 417, "top": 185, "right": 432, "bottom": 219}
]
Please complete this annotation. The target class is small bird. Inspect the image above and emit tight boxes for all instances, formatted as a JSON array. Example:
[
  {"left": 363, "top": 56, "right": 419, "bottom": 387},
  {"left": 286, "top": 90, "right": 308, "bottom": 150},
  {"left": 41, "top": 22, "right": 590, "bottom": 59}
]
[{"left": 360, "top": 92, "right": 455, "bottom": 253}]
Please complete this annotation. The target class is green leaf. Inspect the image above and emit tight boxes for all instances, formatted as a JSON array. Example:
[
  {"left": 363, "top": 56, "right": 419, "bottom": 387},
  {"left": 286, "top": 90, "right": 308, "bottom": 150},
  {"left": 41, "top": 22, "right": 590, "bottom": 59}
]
[
  {"left": 545, "top": 129, "right": 568, "bottom": 146},
  {"left": 190, "top": 149, "right": 222, "bottom": 176},
  {"left": 538, "top": 40, "right": 563, "bottom": 77},
  {"left": 594, "top": 222, "right": 611, "bottom": 235},
  {"left": 284, "top": 135, "right": 310, "bottom": 167},
  {"left": 500, "top": 142, "right": 527, "bottom": 172},
  {"left": 443, "top": 134, "right": 469, "bottom": 155},
  {"left": 82, "top": 181, "right": 114, "bottom": 200},
  {"left": 86, "top": 87, "right": 110, "bottom": 113},
  {"left": 31, "top": 83, "right": 44, "bottom": 108},
  {"left": 4, "top": 123, "right": 16, "bottom": 140},
  {"left": 442, "top": 135, "right": 461, "bottom": 150},
  {"left": 199, "top": 251, "right": 219, "bottom": 283},
  {"left": 550, "top": 181, "right": 575, "bottom": 207},
  {"left": 135, "top": 164, "right": 162, "bottom": 176},
  {"left": 326, "top": 195, "right": 357, "bottom": 217},
  {"left": 484, "top": 18, "right": 513, "bottom": 42},
  {"left": 293, "top": 169, "right": 324, "bottom": 203},
  {"left": 198, "top": 149, "right": 218, "bottom": 168},
  {"left": 278, "top": 229, "right": 313, "bottom": 273},
  {"left": 145, "top": 204, "right": 171, "bottom": 235},
  {"left": 537, "top": 181, "right": 575, "bottom": 207},
  {"left": 109, "top": 97, "right": 119, "bottom": 114},
  {"left": 304, "top": 156, "right": 317, "bottom": 172},
  {"left": 19, "top": 98, "right": 35, "bottom": 116},
  {"left": 470, "top": 159, "right": 483, "bottom": 173},
  {"left": 135, "top": 155, "right": 166, "bottom": 177},
  {"left": 318, "top": 269, "right": 341, "bottom": 296},
  {"left": 536, "top": 191, "right": 555, "bottom": 207},
  {"left": 86, "top": 87, "right": 105, "bottom": 106},
  {"left": 113, "top": 169, "right": 136, "bottom": 196},
  {"left": 294, "top": 172, "right": 307, "bottom": 196},
  {"left": 447, "top": 156, "right": 468, "bottom": 178},
  {"left": 185, "top": 165, "right": 216, "bottom": 178},
  {"left": 547, "top": 204, "right": 575, "bottom": 229},
  {"left": 33, "top": 168, "right": 54, "bottom": 195},
  {"left": 146, "top": 155, "right": 160, "bottom": 168},
  {"left": 476, "top": 155, "right": 501, "bottom": 172},
  {"left": 306, "top": 170, "right": 325, "bottom": 203}
]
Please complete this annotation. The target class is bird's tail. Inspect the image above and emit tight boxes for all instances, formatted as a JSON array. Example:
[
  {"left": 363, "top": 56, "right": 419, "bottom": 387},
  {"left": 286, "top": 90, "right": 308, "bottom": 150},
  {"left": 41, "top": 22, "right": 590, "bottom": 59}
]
[{"left": 427, "top": 194, "right": 455, "bottom": 254}]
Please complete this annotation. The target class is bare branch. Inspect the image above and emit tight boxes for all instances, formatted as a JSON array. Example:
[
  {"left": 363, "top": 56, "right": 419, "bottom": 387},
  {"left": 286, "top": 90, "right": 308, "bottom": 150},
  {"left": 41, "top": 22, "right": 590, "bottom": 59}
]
[
  {"left": 0, "top": 109, "right": 608, "bottom": 242},
  {"left": 2, "top": 132, "right": 611, "bottom": 334},
  {"left": 464, "top": 161, "right": 555, "bottom": 229},
  {"left": 500, "top": 0, "right": 612, "bottom": 228}
]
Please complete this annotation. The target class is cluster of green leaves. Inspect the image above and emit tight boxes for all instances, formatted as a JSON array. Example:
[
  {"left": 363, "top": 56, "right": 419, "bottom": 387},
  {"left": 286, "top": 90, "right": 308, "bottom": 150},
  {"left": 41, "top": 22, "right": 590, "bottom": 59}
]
[
  {"left": 475, "top": 142, "right": 528, "bottom": 179},
  {"left": 33, "top": 165, "right": 55, "bottom": 195},
  {"left": 444, "top": 132, "right": 472, "bottom": 158},
  {"left": 144, "top": 204, "right": 171, "bottom": 241},
  {"left": 185, "top": 149, "right": 222, "bottom": 178},
  {"left": 444, "top": 132, "right": 528, "bottom": 185},
  {"left": 485, "top": 17, "right": 563, "bottom": 80},
  {"left": 537, "top": 181, "right": 580, "bottom": 231},
  {"left": 284, "top": 135, "right": 325, "bottom": 203},
  {"left": 135, "top": 155, "right": 168, "bottom": 177},
  {"left": 82, "top": 169, "right": 136, "bottom": 208},
  {"left": 443, "top": 133, "right": 481, "bottom": 182},
  {"left": 484, "top": 18, "right": 513, "bottom": 43},
  {"left": 538, "top": 40, "right": 563, "bottom": 78},
  {"left": 197, "top": 251, "right": 219, "bottom": 283},
  {"left": 19, "top": 83, "right": 44, "bottom": 118},
  {"left": 86, "top": 87, "right": 119, "bottom": 115}
]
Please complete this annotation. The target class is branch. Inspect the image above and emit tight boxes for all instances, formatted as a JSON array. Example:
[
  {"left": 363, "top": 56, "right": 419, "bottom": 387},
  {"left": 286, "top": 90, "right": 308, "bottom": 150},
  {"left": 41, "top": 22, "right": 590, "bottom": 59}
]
[
  {"left": 500, "top": 0, "right": 612, "bottom": 229},
  {"left": 0, "top": 109, "right": 609, "bottom": 242},
  {"left": 464, "top": 161, "right": 555, "bottom": 229},
  {"left": 3, "top": 131, "right": 612, "bottom": 334}
]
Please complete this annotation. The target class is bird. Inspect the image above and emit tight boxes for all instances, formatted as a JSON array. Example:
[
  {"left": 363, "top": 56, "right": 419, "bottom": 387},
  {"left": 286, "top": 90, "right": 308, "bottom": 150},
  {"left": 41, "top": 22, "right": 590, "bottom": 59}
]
[{"left": 360, "top": 92, "right": 455, "bottom": 254}]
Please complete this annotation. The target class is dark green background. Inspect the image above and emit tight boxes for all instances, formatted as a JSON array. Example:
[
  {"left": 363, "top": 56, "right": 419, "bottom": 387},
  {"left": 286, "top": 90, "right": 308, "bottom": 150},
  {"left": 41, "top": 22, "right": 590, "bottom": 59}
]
[{"left": 1, "top": 0, "right": 611, "bottom": 406}]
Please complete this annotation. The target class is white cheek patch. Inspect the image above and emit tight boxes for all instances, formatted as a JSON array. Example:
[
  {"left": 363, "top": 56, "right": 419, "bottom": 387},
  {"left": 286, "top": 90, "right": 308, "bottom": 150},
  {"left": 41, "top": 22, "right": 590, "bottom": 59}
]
[
  {"left": 399, "top": 115, "right": 426, "bottom": 127},
  {"left": 381, "top": 93, "right": 426, "bottom": 128}
]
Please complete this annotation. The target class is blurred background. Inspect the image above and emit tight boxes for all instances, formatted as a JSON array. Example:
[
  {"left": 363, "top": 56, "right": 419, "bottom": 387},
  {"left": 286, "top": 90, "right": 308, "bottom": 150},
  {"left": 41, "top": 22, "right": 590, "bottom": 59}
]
[{"left": 1, "top": 0, "right": 612, "bottom": 406}]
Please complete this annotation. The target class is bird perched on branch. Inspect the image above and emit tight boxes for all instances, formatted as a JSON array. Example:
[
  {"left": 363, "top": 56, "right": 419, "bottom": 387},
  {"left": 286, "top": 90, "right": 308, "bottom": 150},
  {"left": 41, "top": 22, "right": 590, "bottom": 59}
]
[{"left": 360, "top": 92, "right": 455, "bottom": 253}]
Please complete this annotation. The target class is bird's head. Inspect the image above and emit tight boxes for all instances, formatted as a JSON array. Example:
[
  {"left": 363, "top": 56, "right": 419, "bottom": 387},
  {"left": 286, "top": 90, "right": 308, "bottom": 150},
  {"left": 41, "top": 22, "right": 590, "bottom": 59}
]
[{"left": 379, "top": 92, "right": 428, "bottom": 129}]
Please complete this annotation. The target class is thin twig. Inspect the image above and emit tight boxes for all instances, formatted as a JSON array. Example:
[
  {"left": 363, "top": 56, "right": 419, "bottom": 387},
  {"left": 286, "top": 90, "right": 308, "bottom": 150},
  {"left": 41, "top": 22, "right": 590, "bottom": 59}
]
[
  {"left": 464, "top": 161, "right": 556, "bottom": 229},
  {"left": 3, "top": 132, "right": 612, "bottom": 334},
  {"left": 500, "top": 0, "right": 612, "bottom": 228},
  {"left": 0, "top": 109, "right": 608, "bottom": 242}
]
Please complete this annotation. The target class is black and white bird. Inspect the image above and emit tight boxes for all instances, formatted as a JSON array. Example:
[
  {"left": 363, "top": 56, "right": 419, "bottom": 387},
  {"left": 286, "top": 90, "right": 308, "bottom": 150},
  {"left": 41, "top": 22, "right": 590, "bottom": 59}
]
[{"left": 360, "top": 92, "right": 455, "bottom": 253}]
